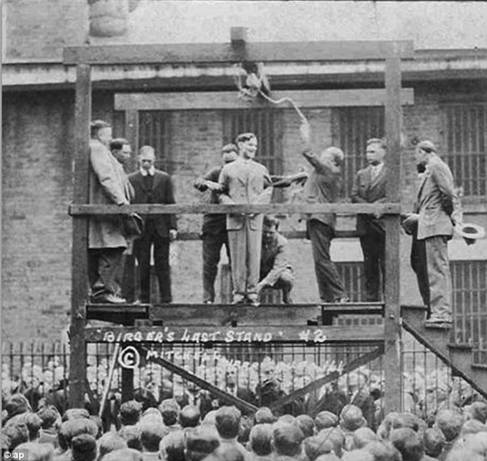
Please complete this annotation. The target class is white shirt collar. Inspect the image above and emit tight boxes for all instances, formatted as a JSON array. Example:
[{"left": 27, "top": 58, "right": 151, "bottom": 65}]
[{"left": 140, "top": 166, "right": 155, "bottom": 176}]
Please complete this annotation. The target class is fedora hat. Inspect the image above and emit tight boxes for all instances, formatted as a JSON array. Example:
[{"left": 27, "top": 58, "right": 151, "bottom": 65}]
[{"left": 455, "top": 222, "right": 485, "bottom": 244}]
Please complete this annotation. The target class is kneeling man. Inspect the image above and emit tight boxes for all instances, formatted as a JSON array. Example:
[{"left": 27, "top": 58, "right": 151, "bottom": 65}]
[{"left": 255, "top": 216, "right": 294, "bottom": 304}]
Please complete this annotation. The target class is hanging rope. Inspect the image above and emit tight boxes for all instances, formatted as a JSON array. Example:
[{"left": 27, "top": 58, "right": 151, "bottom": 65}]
[{"left": 258, "top": 89, "right": 308, "bottom": 124}]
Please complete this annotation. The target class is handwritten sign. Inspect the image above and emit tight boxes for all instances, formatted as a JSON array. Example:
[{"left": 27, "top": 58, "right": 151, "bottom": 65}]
[{"left": 98, "top": 327, "right": 328, "bottom": 344}]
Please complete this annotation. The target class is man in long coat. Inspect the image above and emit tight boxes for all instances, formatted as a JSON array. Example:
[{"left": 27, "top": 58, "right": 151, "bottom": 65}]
[
  {"left": 402, "top": 140, "right": 458, "bottom": 326},
  {"left": 88, "top": 120, "right": 133, "bottom": 303}
]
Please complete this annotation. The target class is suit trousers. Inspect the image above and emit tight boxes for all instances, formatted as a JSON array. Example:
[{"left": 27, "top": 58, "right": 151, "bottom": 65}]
[
  {"left": 411, "top": 233, "right": 451, "bottom": 319},
  {"left": 202, "top": 232, "right": 230, "bottom": 302},
  {"left": 88, "top": 247, "right": 125, "bottom": 297},
  {"left": 307, "top": 219, "right": 346, "bottom": 302},
  {"left": 359, "top": 227, "right": 385, "bottom": 301},
  {"left": 133, "top": 229, "right": 171, "bottom": 303},
  {"left": 228, "top": 217, "right": 262, "bottom": 297}
]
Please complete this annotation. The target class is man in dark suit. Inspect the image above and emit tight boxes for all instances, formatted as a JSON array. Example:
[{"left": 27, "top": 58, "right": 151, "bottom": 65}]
[
  {"left": 129, "top": 146, "right": 177, "bottom": 303},
  {"left": 193, "top": 144, "right": 238, "bottom": 303},
  {"left": 402, "top": 140, "right": 458, "bottom": 326},
  {"left": 351, "top": 138, "right": 387, "bottom": 301},
  {"left": 300, "top": 122, "right": 348, "bottom": 303}
]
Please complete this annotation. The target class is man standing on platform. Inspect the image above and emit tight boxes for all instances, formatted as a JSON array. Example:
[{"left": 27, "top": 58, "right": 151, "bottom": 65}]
[
  {"left": 351, "top": 138, "right": 388, "bottom": 301},
  {"left": 129, "top": 146, "right": 177, "bottom": 304},
  {"left": 402, "top": 140, "right": 457, "bottom": 327},
  {"left": 88, "top": 121, "right": 133, "bottom": 304},
  {"left": 300, "top": 122, "right": 348, "bottom": 303},
  {"left": 193, "top": 144, "right": 238, "bottom": 304},
  {"left": 218, "top": 133, "right": 272, "bottom": 305},
  {"left": 255, "top": 215, "right": 294, "bottom": 304}
]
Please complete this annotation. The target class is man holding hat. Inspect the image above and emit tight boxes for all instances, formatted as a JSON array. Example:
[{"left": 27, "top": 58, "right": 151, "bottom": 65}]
[{"left": 402, "top": 140, "right": 458, "bottom": 327}]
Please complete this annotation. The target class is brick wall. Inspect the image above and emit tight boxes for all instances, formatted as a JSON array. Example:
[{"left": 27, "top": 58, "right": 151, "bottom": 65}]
[{"left": 2, "top": 82, "right": 485, "bottom": 340}]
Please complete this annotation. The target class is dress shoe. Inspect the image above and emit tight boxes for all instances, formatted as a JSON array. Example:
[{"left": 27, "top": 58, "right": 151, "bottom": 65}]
[
  {"left": 99, "top": 293, "right": 127, "bottom": 304},
  {"left": 247, "top": 295, "right": 260, "bottom": 307},
  {"left": 232, "top": 294, "right": 245, "bottom": 304},
  {"left": 333, "top": 296, "right": 350, "bottom": 303}
]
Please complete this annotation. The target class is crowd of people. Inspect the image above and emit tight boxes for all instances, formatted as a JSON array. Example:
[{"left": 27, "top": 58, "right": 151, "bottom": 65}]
[{"left": 2, "top": 382, "right": 487, "bottom": 461}]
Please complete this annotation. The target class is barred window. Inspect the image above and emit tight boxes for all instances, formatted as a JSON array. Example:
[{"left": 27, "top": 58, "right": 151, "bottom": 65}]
[
  {"left": 222, "top": 109, "right": 283, "bottom": 174},
  {"left": 332, "top": 107, "right": 384, "bottom": 196},
  {"left": 443, "top": 104, "right": 487, "bottom": 197},
  {"left": 451, "top": 260, "right": 487, "bottom": 364},
  {"left": 138, "top": 111, "right": 172, "bottom": 173}
]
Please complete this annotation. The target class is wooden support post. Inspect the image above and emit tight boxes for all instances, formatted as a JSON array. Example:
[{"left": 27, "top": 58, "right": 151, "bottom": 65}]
[
  {"left": 69, "top": 64, "right": 91, "bottom": 408},
  {"left": 383, "top": 46, "right": 403, "bottom": 413}
]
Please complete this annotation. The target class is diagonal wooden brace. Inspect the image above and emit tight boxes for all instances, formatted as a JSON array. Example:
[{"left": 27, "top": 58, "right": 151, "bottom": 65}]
[
  {"left": 141, "top": 346, "right": 258, "bottom": 414},
  {"left": 269, "top": 345, "right": 384, "bottom": 413}
]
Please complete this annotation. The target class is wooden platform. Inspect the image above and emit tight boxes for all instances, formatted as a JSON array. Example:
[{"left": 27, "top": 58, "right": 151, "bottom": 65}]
[{"left": 86, "top": 302, "right": 385, "bottom": 326}]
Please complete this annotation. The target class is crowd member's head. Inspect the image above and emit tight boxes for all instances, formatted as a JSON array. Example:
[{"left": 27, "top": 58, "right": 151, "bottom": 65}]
[
  {"left": 364, "top": 440, "right": 402, "bottom": 461},
  {"left": 376, "top": 411, "right": 400, "bottom": 440},
  {"left": 445, "top": 447, "right": 484, "bottom": 461},
  {"left": 139, "top": 420, "right": 168, "bottom": 453},
  {"left": 462, "top": 431, "right": 487, "bottom": 458},
  {"left": 277, "top": 414, "right": 295, "bottom": 425},
  {"left": 304, "top": 434, "right": 334, "bottom": 461},
  {"left": 390, "top": 427, "right": 424, "bottom": 461},
  {"left": 296, "top": 414, "right": 315, "bottom": 438},
  {"left": 119, "top": 425, "right": 142, "bottom": 451},
  {"left": 119, "top": 400, "right": 142, "bottom": 426},
  {"left": 254, "top": 407, "right": 276, "bottom": 425},
  {"left": 159, "top": 399, "right": 181, "bottom": 427},
  {"left": 37, "top": 405, "right": 60, "bottom": 431},
  {"left": 272, "top": 423, "right": 304, "bottom": 458},
  {"left": 314, "top": 454, "right": 340, "bottom": 461},
  {"left": 71, "top": 433, "right": 97, "bottom": 461},
  {"left": 4, "top": 393, "right": 32, "bottom": 421},
  {"left": 316, "top": 427, "right": 345, "bottom": 458},
  {"left": 185, "top": 426, "right": 220, "bottom": 461},
  {"left": 59, "top": 417, "right": 98, "bottom": 449},
  {"left": 202, "top": 410, "right": 218, "bottom": 426},
  {"left": 320, "top": 146, "right": 344, "bottom": 168},
  {"left": 90, "top": 120, "right": 112, "bottom": 146},
  {"left": 236, "top": 133, "right": 258, "bottom": 160},
  {"left": 249, "top": 424, "right": 273, "bottom": 457},
  {"left": 423, "top": 427, "right": 445, "bottom": 458},
  {"left": 468, "top": 401, "right": 487, "bottom": 424},
  {"left": 160, "top": 429, "right": 185, "bottom": 461},
  {"left": 341, "top": 449, "right": 374, "bottom": 461},
  {"left": 1, "top": 422, "right": 29, "bottom": 450},
  {"left": 215, "top": 406, "right": 241, "bottom": 440},
  {"left": 62, "top": 408, "right": 90, "bottom": 422},
  {"left": 110, "top": 138, "right": 132, "bottom": 165},
  {"left": 222, "top": 143, "right": 239, "bottom": 164},
  {"left": 97, "top": 432, "right": 127, "bottom": 460},
  {"left": 140, "top": 407, "right": 163, "bottom": 425},
  {"left": 315, "top": 411, "right": 338, "bottom": 431},
  {"left": 365, "top": 138, "right": 387, "bottom": 166},
  {"left": 103, "top": 448, "right": 143, "bottom": 461},
  {"left": 24, "top": 412, "right": 42, "bottom": 441},
  {"left": 340, "top": 405, "right": 366, "bottom": 432},
  {"left": 352, "top": 427, "right": 377, "bottom": 449},
  {"left": 435, "top": 409, "right": 464, "bottom": 442},
  {"left": 180, "top": 405, "right": 201, "bottom": 428},
  {"left": 461, "top": 419, "right": 487, "bottom": 437},
  {"left": 12, "top": 442, "right": 54, "bottom": 461}
]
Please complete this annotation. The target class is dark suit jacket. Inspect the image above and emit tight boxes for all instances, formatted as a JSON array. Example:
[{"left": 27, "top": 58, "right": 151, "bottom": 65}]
[
  {"left": 351, "top": 164, "right": 387, "bottom": 235},
  {"left": 129, "top": 169, "right": 177, "bottom": 238}
]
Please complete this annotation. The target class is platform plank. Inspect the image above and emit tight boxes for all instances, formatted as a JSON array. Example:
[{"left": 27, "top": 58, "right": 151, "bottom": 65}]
[
  {"left": 84, "top": 324, "right": 384, "bottom": 344},
  {"left": 149, "top": 304, "right": 322, "bottom": 326}
]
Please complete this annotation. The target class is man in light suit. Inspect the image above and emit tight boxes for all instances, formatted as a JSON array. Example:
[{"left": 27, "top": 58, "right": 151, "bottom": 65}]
[
  {"left": 129, "top": 146, "right": 177, "bottom": 303},
  {"left": 218, "top": 132, "right": 272, "bottom": 305},
  {"left": 88, "top": 121, "right": 133, "bottom": 304},
  {"left": 402, "top": 140, "right": 458, "bottom": 326},
  {"left": 351, "top": 138, "right": 387, "bottom": 301}
]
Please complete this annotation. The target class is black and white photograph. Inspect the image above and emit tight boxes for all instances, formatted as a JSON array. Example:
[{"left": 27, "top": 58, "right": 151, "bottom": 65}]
[{"left": 2, "top": 1, "right": 487, "bottom": 460}]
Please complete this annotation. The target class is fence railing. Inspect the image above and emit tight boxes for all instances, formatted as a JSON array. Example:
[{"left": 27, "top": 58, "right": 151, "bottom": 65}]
[{"left": 2, "top": 338, "right": 480, "bottom": 418}]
